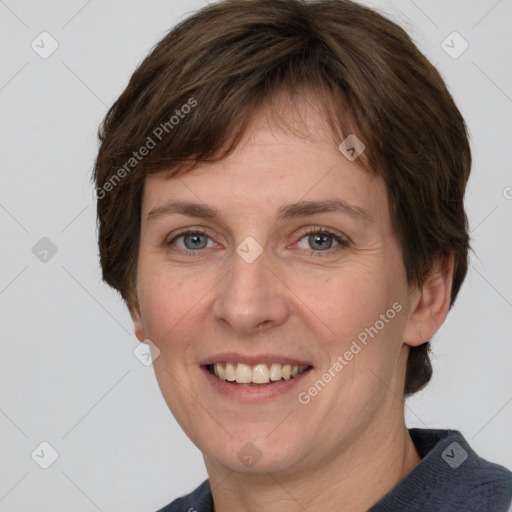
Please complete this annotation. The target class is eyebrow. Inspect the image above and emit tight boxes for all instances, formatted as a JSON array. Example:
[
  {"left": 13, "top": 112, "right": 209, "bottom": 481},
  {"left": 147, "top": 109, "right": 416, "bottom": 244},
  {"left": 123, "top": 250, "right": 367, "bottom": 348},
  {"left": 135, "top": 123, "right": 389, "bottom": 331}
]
[{"left": 146, "top": 198, "right": 373, "bottom": 224}]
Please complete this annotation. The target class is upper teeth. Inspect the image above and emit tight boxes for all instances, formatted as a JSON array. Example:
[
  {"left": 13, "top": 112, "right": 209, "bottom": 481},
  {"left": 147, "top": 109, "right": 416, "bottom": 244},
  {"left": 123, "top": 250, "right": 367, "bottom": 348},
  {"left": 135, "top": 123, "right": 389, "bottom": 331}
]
[{"left": 211, "top": 362, "right": 309, "bottom": 384}]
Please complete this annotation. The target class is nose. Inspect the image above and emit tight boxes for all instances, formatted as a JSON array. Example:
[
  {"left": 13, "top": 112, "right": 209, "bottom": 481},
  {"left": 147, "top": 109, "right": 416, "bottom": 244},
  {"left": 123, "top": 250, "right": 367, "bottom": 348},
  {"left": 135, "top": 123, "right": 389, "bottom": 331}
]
[{"left": 211, "top": 243, "right": 291, "bottom": 336}]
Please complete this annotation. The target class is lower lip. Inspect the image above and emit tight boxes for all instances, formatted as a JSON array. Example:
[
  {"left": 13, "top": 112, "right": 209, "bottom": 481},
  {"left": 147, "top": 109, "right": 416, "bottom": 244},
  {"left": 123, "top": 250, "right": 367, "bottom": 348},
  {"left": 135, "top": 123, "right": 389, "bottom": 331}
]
[{"left": 201, "top": 366, "right": 313, "bottom": 402}]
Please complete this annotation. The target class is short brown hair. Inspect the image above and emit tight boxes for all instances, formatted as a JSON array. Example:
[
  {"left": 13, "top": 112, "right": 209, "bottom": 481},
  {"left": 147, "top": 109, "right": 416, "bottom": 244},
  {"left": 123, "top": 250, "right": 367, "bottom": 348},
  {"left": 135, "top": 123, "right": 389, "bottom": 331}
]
[{"left": 92, "top": 0, "right": 471, "bottom": 396}]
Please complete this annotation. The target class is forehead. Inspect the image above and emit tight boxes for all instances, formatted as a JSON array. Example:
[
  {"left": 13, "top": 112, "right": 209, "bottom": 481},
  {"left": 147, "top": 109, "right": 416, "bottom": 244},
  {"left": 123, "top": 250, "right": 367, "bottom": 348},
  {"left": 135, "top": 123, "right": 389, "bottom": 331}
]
[{"left": 141, "top": 96, "right": 388, "bottom": 228}]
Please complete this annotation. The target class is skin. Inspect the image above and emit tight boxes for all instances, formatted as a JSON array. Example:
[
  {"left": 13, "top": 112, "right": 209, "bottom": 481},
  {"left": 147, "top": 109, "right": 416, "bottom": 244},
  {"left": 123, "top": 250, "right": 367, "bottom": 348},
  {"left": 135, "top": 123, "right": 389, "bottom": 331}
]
[{"left": 129, "top": 94, "right": 454, "bottom": 511}]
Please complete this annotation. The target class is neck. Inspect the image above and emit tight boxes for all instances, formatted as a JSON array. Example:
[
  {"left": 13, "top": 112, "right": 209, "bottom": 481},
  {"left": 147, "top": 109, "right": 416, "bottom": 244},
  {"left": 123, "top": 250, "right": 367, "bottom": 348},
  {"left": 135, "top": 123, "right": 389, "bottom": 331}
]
[{"left": 205, "top": 420, "right": 422, "bottom": 512}]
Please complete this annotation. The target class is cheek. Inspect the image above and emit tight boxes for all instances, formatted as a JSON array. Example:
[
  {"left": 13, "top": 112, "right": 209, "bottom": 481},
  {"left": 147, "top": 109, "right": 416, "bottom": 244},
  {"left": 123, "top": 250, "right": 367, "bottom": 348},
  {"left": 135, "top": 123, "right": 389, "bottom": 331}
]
[
  {"left": 296, "top": 267, "right": 407, "bottom": 397},
  {"left": 137, "top": 271, "right": 209, "bottom": 432},
  {"left": 137, "top": 269, "right": 204, "bottom": 355},
  {"left": 293, "top": 267, "right": 397, "bottom": 345},
  {"left": 309, "top": 276, "right": 407, "bottom": 419}
]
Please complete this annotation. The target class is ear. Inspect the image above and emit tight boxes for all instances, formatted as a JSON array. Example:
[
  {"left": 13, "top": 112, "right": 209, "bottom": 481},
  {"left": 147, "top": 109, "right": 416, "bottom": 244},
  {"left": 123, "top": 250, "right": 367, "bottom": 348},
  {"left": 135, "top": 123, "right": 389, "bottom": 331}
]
[
  {"left": 402, "top": 252, "right": 455, "bottom": 347},
  {"left": 127, "top": 294, "right": 147, "bottom": 343}
]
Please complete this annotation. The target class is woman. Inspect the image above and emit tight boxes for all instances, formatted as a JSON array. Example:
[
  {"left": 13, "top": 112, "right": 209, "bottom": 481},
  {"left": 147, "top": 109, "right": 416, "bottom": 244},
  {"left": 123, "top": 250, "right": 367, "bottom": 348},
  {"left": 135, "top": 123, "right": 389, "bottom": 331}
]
[{"left": 92, "top": 0, "right": 512, "bottom": 510}]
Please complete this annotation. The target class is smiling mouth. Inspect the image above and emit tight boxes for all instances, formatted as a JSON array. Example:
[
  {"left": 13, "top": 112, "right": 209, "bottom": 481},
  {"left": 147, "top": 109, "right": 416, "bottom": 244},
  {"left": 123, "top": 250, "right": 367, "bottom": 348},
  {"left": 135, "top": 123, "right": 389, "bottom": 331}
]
[{"left": 206, "top": 362, "right": 313, "bottom": 385}]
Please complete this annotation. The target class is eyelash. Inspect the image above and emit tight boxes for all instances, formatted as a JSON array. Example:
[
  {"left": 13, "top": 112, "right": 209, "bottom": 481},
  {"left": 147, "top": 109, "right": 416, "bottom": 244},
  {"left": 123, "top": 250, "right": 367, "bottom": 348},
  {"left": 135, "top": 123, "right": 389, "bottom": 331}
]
[{"left": 165, "top": 227, "right": 350, "bottom": 258}]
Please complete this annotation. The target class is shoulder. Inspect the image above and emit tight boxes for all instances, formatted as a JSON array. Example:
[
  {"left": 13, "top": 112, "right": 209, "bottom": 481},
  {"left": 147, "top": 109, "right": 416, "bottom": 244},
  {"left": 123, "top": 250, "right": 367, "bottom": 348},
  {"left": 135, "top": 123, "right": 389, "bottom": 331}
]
[
  {"left": 154, "top": 480, "right": 213, "bottom": 512},
  {"left": 414, "top": 428, "right": 512, "bottom": 510},
  {"left": 371, "top": 428, "right": 512, "bottom": 511},
  {"left": 442, "top": 432, "right": 512, "bottom": 511}
]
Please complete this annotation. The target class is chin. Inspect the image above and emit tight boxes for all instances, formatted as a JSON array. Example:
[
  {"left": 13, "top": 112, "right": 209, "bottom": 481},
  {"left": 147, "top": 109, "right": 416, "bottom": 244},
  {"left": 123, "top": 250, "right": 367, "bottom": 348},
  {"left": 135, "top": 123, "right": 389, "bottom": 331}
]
[{"left": 203, "top": 427, "right": 312, "bottom": 475}]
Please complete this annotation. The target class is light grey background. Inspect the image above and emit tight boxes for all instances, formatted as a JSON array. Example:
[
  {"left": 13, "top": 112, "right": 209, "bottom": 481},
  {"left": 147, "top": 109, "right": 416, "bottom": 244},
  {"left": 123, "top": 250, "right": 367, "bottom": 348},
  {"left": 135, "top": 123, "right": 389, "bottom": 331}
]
[{"left": 0, "top": 0, "right": 511, "bottom": 511}]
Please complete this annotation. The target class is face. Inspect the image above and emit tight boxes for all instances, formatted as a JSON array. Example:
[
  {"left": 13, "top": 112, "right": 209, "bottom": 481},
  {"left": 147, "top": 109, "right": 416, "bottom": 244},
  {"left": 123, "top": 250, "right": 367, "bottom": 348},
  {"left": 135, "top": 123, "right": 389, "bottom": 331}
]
[{"left": 130, "top": 97, "right": 421, "bottom": 476}]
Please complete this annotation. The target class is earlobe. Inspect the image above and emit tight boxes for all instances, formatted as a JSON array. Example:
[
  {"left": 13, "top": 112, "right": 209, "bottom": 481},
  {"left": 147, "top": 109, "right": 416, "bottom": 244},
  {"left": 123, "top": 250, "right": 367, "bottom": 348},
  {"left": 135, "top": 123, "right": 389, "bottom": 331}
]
[
  {"left": 128, "top": 297, "right": 147, "bottom": 342},
  {"left": 402, "top": 252, "right": 455, "bottom": 347}
]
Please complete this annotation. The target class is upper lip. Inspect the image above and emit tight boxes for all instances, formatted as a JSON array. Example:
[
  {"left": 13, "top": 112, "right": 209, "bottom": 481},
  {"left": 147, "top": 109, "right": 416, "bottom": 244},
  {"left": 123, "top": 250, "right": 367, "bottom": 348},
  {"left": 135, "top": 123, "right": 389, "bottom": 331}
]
[{"left": 200, "top": 352, "right": 313, "bottom": 367}]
